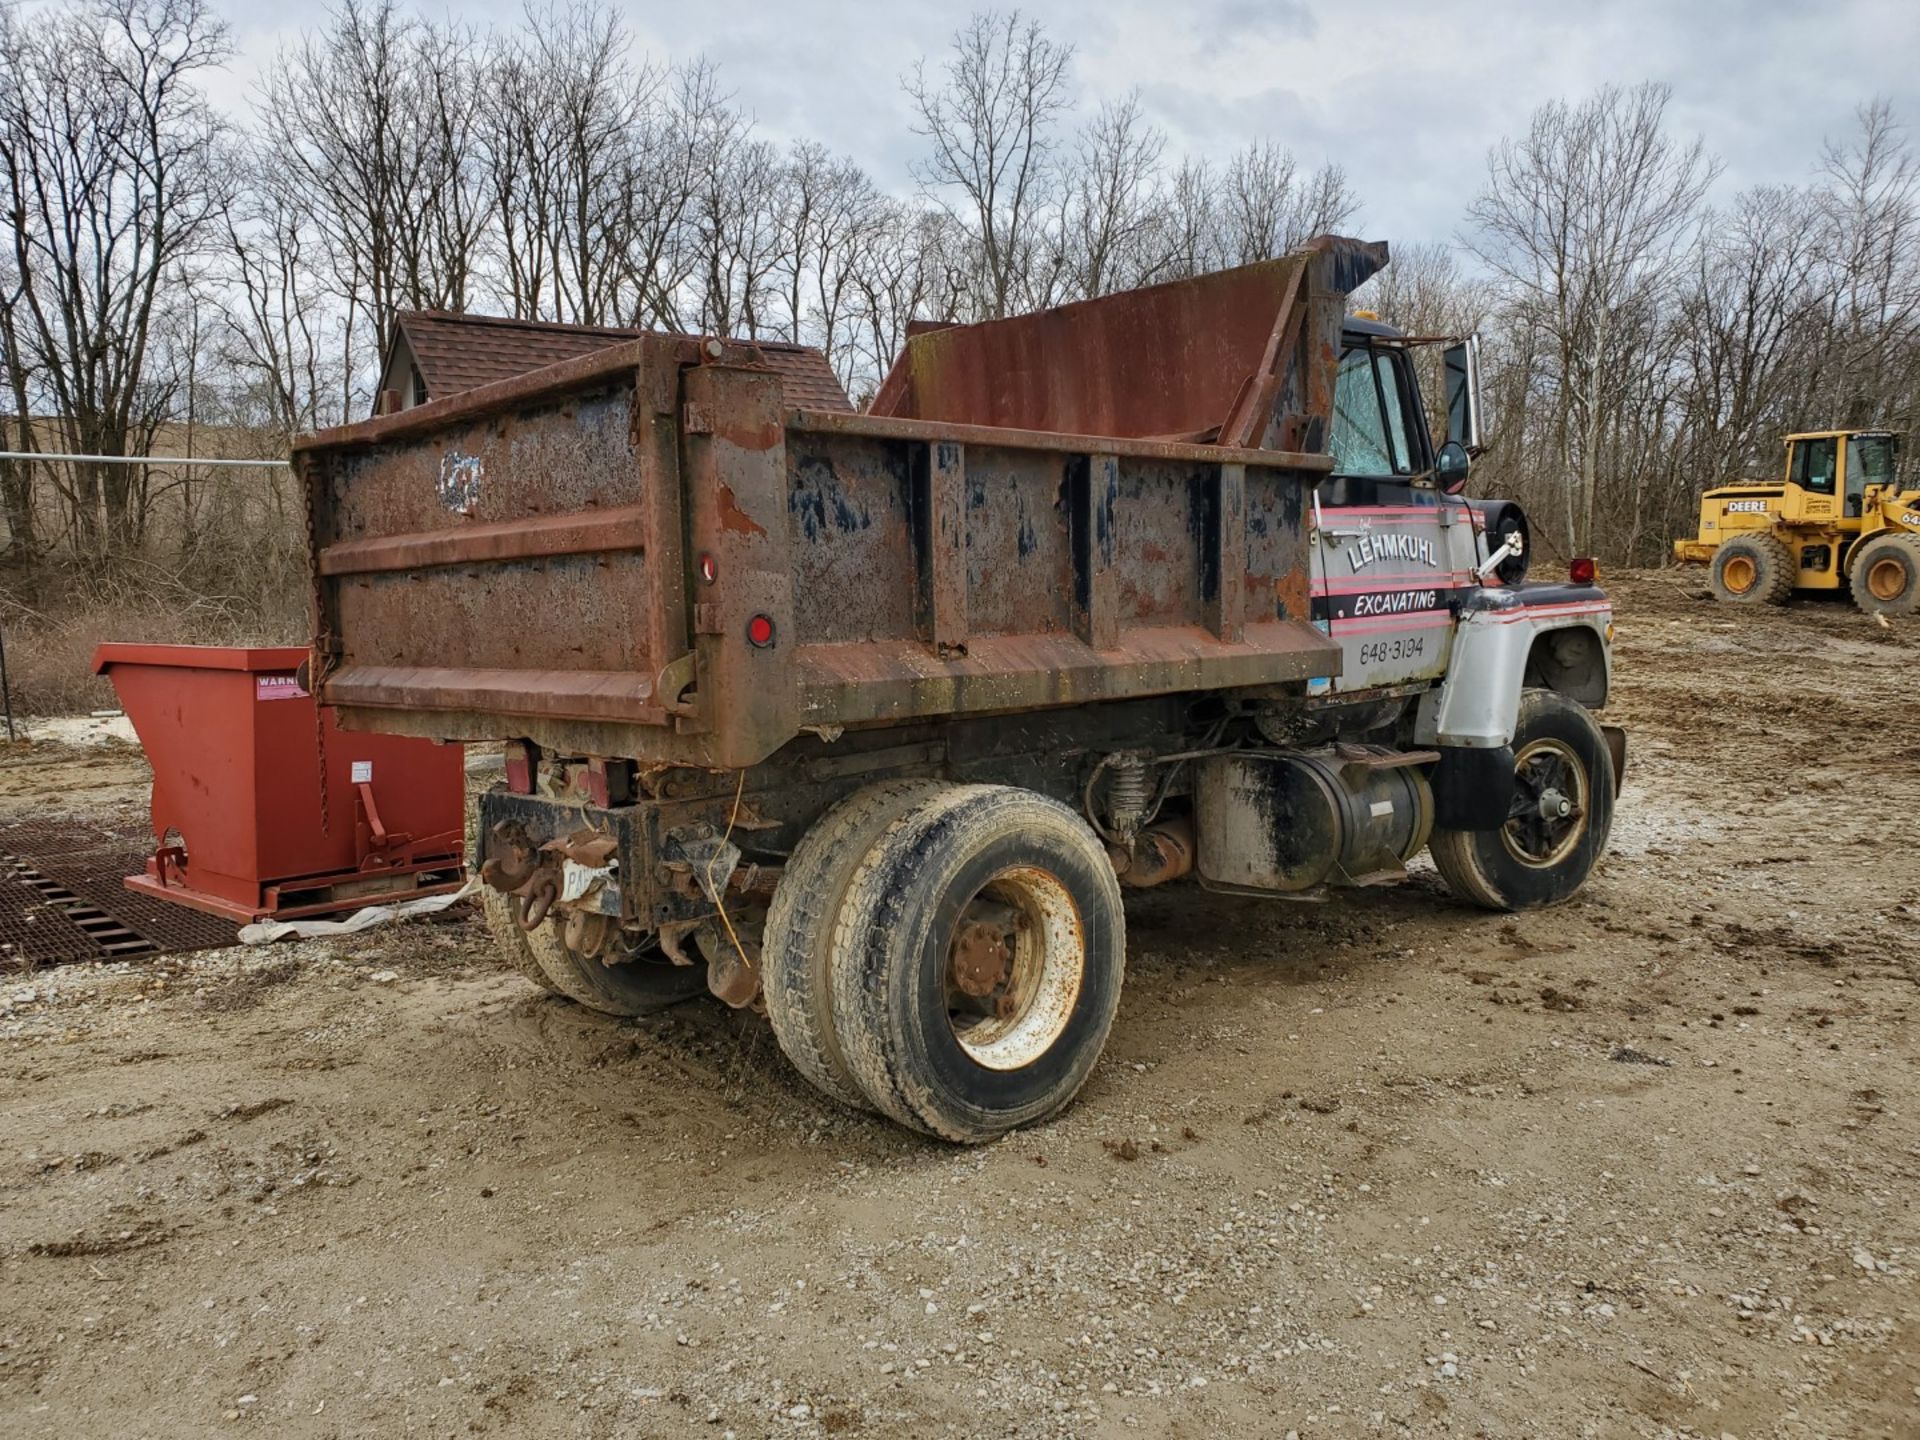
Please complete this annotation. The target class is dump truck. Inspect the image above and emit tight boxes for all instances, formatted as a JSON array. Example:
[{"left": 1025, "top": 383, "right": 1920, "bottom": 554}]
[
  {"left": 294, "top": 236, "right": 1624, "bottom": 1142},
  {"left": 1675, "top": 429, "right": 1920, "bottom": 614}
]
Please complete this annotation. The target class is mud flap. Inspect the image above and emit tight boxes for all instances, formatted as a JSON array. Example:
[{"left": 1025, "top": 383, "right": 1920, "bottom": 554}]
[
  {"left": 1430, "top": 745, "right": 1516, "bottom": 832},
  {"left": 1600, "top": 725, "right": 1627, "bottom": 797}
]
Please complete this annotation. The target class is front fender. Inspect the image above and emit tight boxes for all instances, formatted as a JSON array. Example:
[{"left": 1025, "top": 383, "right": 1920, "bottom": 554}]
[{"left": 1415, "top": 586, "right": 1613, "bottom": 749}]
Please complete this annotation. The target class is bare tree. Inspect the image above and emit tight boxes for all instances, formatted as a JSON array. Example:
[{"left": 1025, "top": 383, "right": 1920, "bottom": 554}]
[
  {"left": 846, "top": 204, "right": 970, "bottom": 401},
  {"left": 1160, "top": 158, "right": 1224, "bottom": 279},
  {"left": 1056, "top": 92, "right": 1170, "bottom": 299},
  {"left": 1807, "top": 100, "right": 1920, "bottom": 430},
  {"left": 1220, "top": 142, "right": 1358, "bottom": 264},
  {"left": 260, "top": 0, "right": 483, "bottom": 368},
  {"left": 0, "top": 0, "right": 230, "bottom": 554},
  {"left": 220, "top": 160, "right": 348, "bottom": 436},
  {"left": 0, "top": 247, "right": 37, "bottom": 554},
  {"left": 905, "top": 10, "right": 1073, "bottom": 319},
  {"left": 1468, "top": 82, "right": 1719, "bottom": 555},
  {"left": 480, "top": 3, "right": 659, "bottom": 325},
  {"left": 691, "top": 132, "right": 781, "bottom": 337},
  {"left": 612, "top": 57, "right": 737, "bottom": 330},
  {"left": 1674, "top": 185, "right": 1822, "bottom": 483}
]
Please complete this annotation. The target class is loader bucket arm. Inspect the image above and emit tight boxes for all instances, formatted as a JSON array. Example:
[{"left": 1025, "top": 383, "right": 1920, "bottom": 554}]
[{"left": 870, "top": 234, "right": 1389, "bottom": 454}]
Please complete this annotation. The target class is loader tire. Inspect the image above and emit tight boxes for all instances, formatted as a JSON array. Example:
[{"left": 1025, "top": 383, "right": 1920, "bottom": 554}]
[
  {"left": 1708, "top": 534, "right": 1794, "bottom": 605},
  {"left": 762, "top": 779, "right": 950, "bottom": 1111},
  {"left": 829, "top": 785, "right": 1126, "bottom": 1144},
  {"left": 482, "top": 889, "right": 707, "bottom": 1016},
  {"left": 1429, "top": 689, "right": 1616, "bottom": 912},
  {"left": 1848, "top": 533, "right": 1920, "bottom": 616}
]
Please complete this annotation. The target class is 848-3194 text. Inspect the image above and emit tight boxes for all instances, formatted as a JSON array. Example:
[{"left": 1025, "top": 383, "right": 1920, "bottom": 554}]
[{"left": 1357, "top": 635, "right": 1426, "bottom": 666}]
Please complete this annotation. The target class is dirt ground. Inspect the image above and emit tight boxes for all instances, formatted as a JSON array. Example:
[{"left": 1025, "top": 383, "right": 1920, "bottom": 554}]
[{"left": 2, "top": 570, "right": 1915, "bottom": 1440}]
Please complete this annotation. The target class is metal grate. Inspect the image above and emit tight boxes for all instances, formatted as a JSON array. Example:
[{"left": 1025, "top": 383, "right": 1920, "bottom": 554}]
[{"left": 0, "top": 818, "right": 237, "bottom": 970}]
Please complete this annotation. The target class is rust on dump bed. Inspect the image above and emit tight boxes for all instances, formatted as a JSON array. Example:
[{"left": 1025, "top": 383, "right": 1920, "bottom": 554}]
[
  {"left": 297, "top": 240, "right": 1386, "bottom": 770},
  {"left": 870, "top": 235, "right": 1387, "bottom": 451}
]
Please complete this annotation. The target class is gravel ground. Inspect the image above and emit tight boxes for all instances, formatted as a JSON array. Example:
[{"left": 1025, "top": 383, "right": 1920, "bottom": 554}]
[{"left": 1, "top": 569, "right": 1916, "bottom": 1439}]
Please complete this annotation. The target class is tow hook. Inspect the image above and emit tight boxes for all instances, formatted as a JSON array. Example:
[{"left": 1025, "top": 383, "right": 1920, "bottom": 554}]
[{"left": 481, "top": 822, "right": 620, "bottom": 932}]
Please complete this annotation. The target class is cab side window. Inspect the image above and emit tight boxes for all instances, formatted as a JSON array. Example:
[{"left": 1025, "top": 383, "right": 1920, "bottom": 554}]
[
  {"left": 1792, "top": 437, "right": 1838, "bottom": 494},
  {"left": 1329, "top": 348, "right": 1418, "bottom": 477}
]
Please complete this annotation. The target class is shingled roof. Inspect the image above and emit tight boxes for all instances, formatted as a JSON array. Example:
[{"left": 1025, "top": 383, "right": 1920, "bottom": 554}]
[{"left": 377, "top": 311, "right": 853, "bottom": 415}]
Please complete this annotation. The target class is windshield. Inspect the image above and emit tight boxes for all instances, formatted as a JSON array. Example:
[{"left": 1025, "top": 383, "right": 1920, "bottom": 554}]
[
  {"left": 1848, "top": 434, "right": 1898, "bottom": 489},
  {"left": 1329, "top": 347, "right": 1418, "bottom": 477}
]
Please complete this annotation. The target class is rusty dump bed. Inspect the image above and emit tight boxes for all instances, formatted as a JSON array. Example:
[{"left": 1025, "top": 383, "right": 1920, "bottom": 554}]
[{"left": 295, "top": 241, "right": 1379, "bottom": 770}]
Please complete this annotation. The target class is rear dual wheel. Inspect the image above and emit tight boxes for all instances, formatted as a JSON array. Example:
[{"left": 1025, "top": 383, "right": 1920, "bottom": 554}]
[
  {"left": 765, "top": 783, "right": 1126, "bottom": 1142},
  {"left": 482, "top": 887, "right": 708, "bottom": 1016}
]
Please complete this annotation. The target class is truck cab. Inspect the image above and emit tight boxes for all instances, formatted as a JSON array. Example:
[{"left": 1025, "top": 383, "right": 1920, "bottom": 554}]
[{"left": 1313, "top": 316, "right": 1615, "bottom": 761}]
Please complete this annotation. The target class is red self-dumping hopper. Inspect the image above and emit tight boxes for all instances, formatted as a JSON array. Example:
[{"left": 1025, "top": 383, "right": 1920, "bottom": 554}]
[{"left": 92, "top": 643, "right": 467, "bottom": 924}]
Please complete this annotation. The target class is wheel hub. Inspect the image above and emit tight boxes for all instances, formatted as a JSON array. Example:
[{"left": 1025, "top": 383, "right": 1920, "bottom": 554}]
[
  {"left": 945, "top": 870, "right": 1086, "bottom": 1071},
  {"left": 950, "top": 907, "right": 1017, "bottom": 1001},
  {"left": 1867, "top": 557, "right": 1905, "bottom": 602},
  {"left": 1723, "top": 554, "right": 1756, "bottom": 592},
  {"left": 1501, "top": 738, "right": 1591, "bottom": 870}
]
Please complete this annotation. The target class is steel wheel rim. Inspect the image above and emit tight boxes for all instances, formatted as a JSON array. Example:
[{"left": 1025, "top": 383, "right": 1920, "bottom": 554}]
[
  {"left": 1500, "top": 738, "right": 1590, "bottom": 869},
  {"left": 1867, "top": 556, "right": 1906, "bottom": 602},
  {"left": 1722, "top": 554, "right": 1756, "bottom": 593},
  {"left": 945, "top": 866, "right": 1085, "bottom": 1071}
]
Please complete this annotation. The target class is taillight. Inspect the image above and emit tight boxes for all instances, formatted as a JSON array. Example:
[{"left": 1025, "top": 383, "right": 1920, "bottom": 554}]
[
  {"left": 746, "top": 613, "right": 776, "bottom": 648},
  {"left": 698, "top": 553, "right": 718, "bottom": 584},
  {"left": 1570, "top": 557, "right": 1597, "bottom": 584}
]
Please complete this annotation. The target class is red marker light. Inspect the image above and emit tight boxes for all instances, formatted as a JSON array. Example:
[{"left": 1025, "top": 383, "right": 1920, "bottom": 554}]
[
  {"left": 746, "top": 614, "right": 776, "bottom": 648},
  {"left": 1570, "top": 557, "right": 1597, "bottom": 585},
  {"left": 698, "top": 553, "right": 718, "bottom": 584}
]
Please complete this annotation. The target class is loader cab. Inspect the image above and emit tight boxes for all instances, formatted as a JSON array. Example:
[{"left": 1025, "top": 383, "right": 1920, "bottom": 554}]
[
  {"left": 1845, "top": 431, "right": 1901, "bottom": 508},
  {"left": 1784, "top": 429, "right": 1900, "bottom": 523}
]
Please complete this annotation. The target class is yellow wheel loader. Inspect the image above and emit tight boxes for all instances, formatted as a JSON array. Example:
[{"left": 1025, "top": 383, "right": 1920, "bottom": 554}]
[{"left": 1675, "top": 430, "right": 1920, "bottom": 615}]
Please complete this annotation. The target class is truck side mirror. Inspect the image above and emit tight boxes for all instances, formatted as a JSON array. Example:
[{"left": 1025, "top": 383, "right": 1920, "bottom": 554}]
[
  {"left": 1435, "top": 441, "right": 1471, "bottom": 495},
  {"left": 1443, "top": 336, "right": 1485, "bottom": 453}
]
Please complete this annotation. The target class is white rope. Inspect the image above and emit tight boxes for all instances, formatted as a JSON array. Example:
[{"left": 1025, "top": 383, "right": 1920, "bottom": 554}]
[{"left": 0, "top": 450, "right": 289, "bottom": 468}]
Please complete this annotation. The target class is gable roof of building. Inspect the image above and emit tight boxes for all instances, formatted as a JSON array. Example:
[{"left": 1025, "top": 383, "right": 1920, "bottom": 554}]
[{"left": 382, "top": 312, "right": 853, "bottom": 414}]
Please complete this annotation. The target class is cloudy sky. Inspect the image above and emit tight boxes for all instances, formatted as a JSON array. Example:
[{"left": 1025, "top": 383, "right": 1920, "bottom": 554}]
[{"left": 212, "top": 0, "right": 1920, "bottom": 243}]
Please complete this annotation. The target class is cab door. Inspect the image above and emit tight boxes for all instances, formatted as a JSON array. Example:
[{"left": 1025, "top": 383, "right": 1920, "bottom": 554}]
[
  {"left": 1314, "top": 345, "right": 1462, "bottom": 692},
  {"left": 1841, "top": 435, "right": 1871, "bottom": 519},
  {"left": 1786, "top": 435, "right": 1838, "bottom": 520},
  {"left": 1783, "top": 435, "right": 1843, "bottom": 589}
]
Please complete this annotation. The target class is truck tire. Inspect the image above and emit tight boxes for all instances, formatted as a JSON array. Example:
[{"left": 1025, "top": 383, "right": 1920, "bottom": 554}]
[
  {"left": 482, "top": 889, "right": 707, "bottom": 1016},
  {"left": 1429, "top": 689, "right": 1616, "bottom": 912},
  {"left": 828, "top": 785, "right": 1126, "bottom": 1143},
  {"left": 1709, "top": 534, "right": 1794, "bottom": 604},
  {"left": 481, "top": 886, "right": 559, "bottom": 994},
  {"left": 762, "top": 779, "right": 949, "bottom": 1110},
  {"left": 1848, "top": 533, "right": 1920, "bottom": 615}
]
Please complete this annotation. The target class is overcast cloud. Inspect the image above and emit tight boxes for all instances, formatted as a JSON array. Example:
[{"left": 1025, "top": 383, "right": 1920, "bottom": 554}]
[{"left": 212, "top": 0, "right": 1920, "bottom": 244}]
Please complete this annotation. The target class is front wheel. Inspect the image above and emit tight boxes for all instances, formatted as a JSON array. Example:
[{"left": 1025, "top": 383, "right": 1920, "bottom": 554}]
[
  {"left": 828, "top": 785, "right": 1126, "bottom": 1143},
  {"left": 1429, "top": 689, "right": 1616, "bottom": 911},
  {"left": 1848, "top": 533, "right": 1920, "bottom": 616}
]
